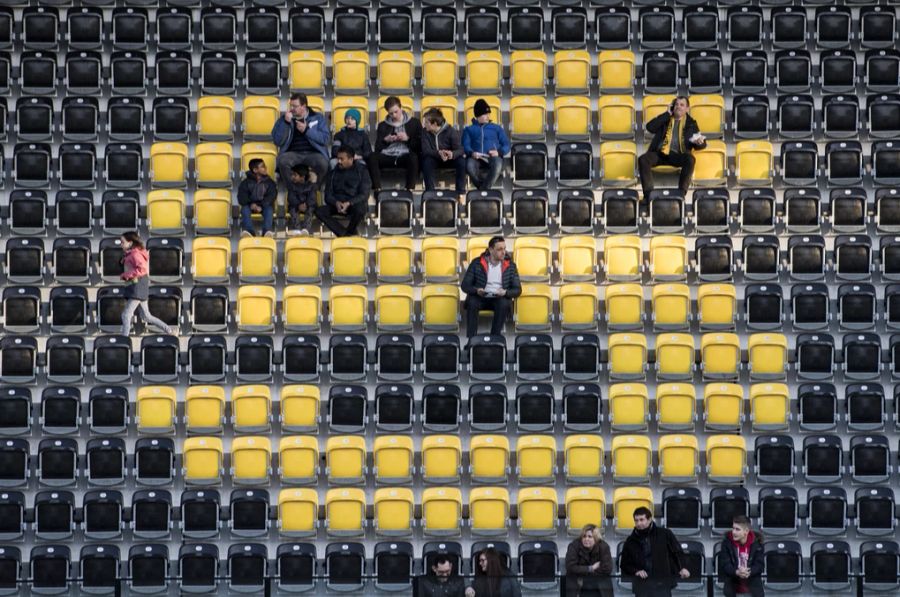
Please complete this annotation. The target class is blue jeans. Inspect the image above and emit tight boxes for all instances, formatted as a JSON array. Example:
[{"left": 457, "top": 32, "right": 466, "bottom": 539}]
[
  {"left": 422, "top": 155, "right": 467, "bottom": 195},
  {"left": 466, "top": 156, "right": 503, "bottom": 190},
  {"left": 241, "top": 203, "right": 273, "bottom": 235}
]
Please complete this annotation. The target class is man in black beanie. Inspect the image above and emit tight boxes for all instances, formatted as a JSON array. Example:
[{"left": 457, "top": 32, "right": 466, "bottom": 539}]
[{"left": 462, "top": 99, "right": 510, "bottom": 191}]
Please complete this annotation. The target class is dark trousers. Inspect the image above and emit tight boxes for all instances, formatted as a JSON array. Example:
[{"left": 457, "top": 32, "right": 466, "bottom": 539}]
[
  {"left": 422, "top": 155, "right": 467, "bottom": 195},
  {"left": 315, "top": 201, "right": 367, "bottom": 237},
  {"left": 368, "top": 152, "right": 419, "bottom": 191},
  {"left": 465, "top": 295, "right": 511, "bottom": 337},
  {"left": 632, "top": 578, "right": 674, "bottom": 597},
  {"left": 638, "top": 151, "right": 696, "bottom": 197}
]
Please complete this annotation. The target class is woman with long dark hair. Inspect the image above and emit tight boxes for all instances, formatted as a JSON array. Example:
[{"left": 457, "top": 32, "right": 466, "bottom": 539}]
[
  {"left": 119, "top": 231, "right": 174, "bottom": 336},
  {"left": 465, "top": 548, "right": 521, "bottom": 597}
]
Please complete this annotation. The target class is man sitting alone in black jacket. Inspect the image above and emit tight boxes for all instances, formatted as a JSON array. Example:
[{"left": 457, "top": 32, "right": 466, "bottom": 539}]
[
  {"left": 316, "top": 146, "right": 371, "bottom": 237},
  {"left": 620, "top": 507, "right": 690, "bottom": 597},
  {"left": 460, "top": 236, "right": 522, "bottom": 339}
]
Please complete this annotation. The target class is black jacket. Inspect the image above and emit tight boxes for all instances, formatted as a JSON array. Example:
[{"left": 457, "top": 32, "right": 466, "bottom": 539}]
[
  {"left": 332, "top": 127, "right": 373, "bottom": 160},
  {"left": 324, "top": 161, "right": 372, "bottom": 207},
  {"left": 461, "top": 251, "right": 522, "bottom": 299},
  {"left": 564, "top": 539, "right": 614, "bottom": 597},
  {"left": 645, "top": 112, "right": 708, "bottom": 154},
  {"left": 620, "top": 523, "right": 686, "bottom": 586},
  {"left": 421, "top": 123, "right": 464, "bottom": 161},
  {"left": 236, "top": 171, "right": 277, "bottom": 207},
  {"left": 469, "top": 576, "right": 521, "bottom": 597},
  {"left": 719, "top": 532, "right": 765, "bottom": 597},
  {"left": 419, "top": 575, "right": 466, "bottom": 597},
  {"left": 374, "top": 113, "right": 422, "bottom": 154}
]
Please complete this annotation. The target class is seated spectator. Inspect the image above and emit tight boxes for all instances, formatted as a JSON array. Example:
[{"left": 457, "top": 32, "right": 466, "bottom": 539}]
[
  {"left": 369, "top": 96, "right": 422, "bottom": 195},
  {"left": 465, "top": 548, "right": 521, "bottom": 597},
  {"left": 237, "top": 158, "right": 277, "bottom": 238},
  {"left": 331, "top": 108, "right": 372, "bottom": 168},
  {"left": 638, "top": 95, "right": 707, "bottom": 199},
  {"left": 463, "top": 99, "right": 510, "bottom": 190},
  {"left": 272, "top": 92, "right": 330, "bottom": 189},
  {"left": 720, "top": 516, "right": 764, "bottom": 597},
  {"left": 421, "top": 108, "right": 467, "bottom": 204},
  {"left": 461, "top": 236, "right": 521, "bottom": 340},
  {"left": 315, "top": 147, "right": 371, "bottom": 237},
  {"left": 420, "top": 555, "right": 466, "bottom": 597},
  {"left": 286, "top": 163, "right": 318, "bottom": 236}
]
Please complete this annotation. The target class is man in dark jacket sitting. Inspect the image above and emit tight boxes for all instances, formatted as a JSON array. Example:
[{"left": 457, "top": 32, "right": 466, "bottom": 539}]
[
  {"left": 237, "top": 158, "right": 277, "bottom": 238},
  {"left": 419, "top": 555, "right": 466, "bottom": 597},
  {"left": 720, "top": 516, "right": 765, "bottom": 597},
  {"left": 315, "top": 146, "right": 371, "bottom": 237},
  {"left": 461, "top": 236, "right": 522, "bottom": 338},
  {"left": 421, "top": 108, "right": 467, "bottom": 204},
  {"left": 620, "top": 507, "right": 690, "bottom": 597},
  {"left": 638, "top": 95, "right": 708, "bottom": 199}
]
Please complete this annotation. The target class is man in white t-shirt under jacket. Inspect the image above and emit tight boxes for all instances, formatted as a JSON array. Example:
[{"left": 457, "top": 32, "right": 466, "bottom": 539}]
[{"left": 461, "top": 236, "right": 522, "bottom": 340}]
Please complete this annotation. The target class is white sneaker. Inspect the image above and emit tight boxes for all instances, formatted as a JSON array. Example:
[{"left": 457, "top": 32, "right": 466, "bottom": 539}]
[
  {"left": 299, "top": 229, "right": 310, "bottom": 236},
  {"left": 287, "top": 229, "right": 301, "bottom": 237},
  {"left": 264, "top": 231, "right": 275, "bottom": 238},
  {"left": 241, "top": 230, "right": 253, "bottom": 238}
]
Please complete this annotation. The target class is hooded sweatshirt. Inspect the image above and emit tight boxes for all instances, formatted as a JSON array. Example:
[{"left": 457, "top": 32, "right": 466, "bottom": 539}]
[
  {"left": 374, "top": 111, "right": 422, "bottom": 157},
  {"left": 421, "top": 122, "right": 464, "bottom": 161},
  {"left": 729, "top": 531, "right": 755, "bottom": 594},
  {"left": 462, "top": 118, "right": 511, "bottom": 156}
]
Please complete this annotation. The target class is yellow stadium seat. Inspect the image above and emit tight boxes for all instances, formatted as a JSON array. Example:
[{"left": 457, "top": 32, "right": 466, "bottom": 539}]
[
  {"left": 325, "top": 488, "right": 366, "bottom": 536},
  {"left": 421, "top": 96, "right": 459, "bottom": 125},
  {"left": 609, "top": 333, "right": 648, "bottom": 380},
  {"left": 649, "top": 236, "right": 688, "bottom": 281},
  {"left": 232, "top": 384, "right": 272, "bottom": 433},
  {"left": 377, "top": 51, "right": 414, "bottom": 95},
  {"left": 464, "top": 96, "right": 502, "bottom": 125},
  {"left": 236, "top": 285, "right": 276, "bottom": 332},
  {"left": 331, "top": 97, "right": 369, "bottom": 133},
  {"left": 136, "top": 386, "right": 176, "bottom": 434},
  {"left": 147, "top": 189, "right": 186, "bottom": 235},
  {"left": 641, "top": 95, "right": 677, "bottom": 132},
  {"left": 611, "top": 435, "right": 652, "bottom": 483},
  {"left": 375, "top": 236, "right": 414, "bottom": 282},
  {"left": 603, "top": 236, "right": 643, "bottom": 282},
  {"left": 284, "top": 237, "right": 325, "bottom": 284},
  {"left": 470, "top": 435, "right": 510, "bottom": 484},
  {"left": 598, "top": 96, "right": 636, "bottom": 139},
  {"left": 655, "top": 333, "right": 696, "bottom": 381},
  {"left": 465, "top": 235, "right": 492, "bottom": 265},
  {"left": 651, "top": 284, "right": 691, "bottom": 330},
  {"left": 555, "top": 96, "right": 592, "bottom": 140},
  {"left": 605, "top": 283, "right": 644, "bottom": 330},
  {"left": 701, "top": 333, "right": 742, "bottom": 380},
  {"left": 704, "top": 383, "right": 744, "bottom": 431},
  {"left": 558, "top": 235, "right": 597, "bottom": 282},
  {"left": 564, "top": 435, "right": 604, "bottom": 483},
  {"left": 600, "top": 141, "right": 638, "bottom": 185},
  {"left": 193, "top": 189, "right": 232, "bottom": 235},
  {"left": 693, "top": 139, "right": 728, "bottom": 187},
  {"left": 469, "top": 487, "right": 510, "bottom": 536},
  {"left": 748, "top": 333, "right": 788, "bottom": 380},
  {"left": 735, "top": 140, "right": 774, "bottom": 186},
  {"left": 240, "top": 142, "right": 278, "bottom": 175},
  {"left": 658, "top": 434, "right": 700, "bottom": 484},
  {"left": 231, "top": 436, "right": 272, "bottom": 485},
  {"left": 690, "top": 94, "right": 726, "bottom": 138},
  {"left": 566, "top": 487, "right": 606, "bottom": 536},
  {"left": 422, "top": 51, "right": 459, "bottom": 95},
  {"left": 373, "top": 488, "right": 414, "bottom": 537},
  {"left": 420, "top": 285, "right": 460, "bottom": 331},
  {"left": 282, "top": 285, "right": 322, "bottom": 332},
  {"left": 197, "top": 96, "right": 235, "bottom": 141},
  {"left": 278, "top": 436, "right": 319, "bottom": 485},
  {"left": 278, "top": 488, "right": 318, "bottom": 537},
  {"left": 509, "top": 96, "right": 548, "bottom": 140},
  {"left": 329, "top": 285, "right": 368, "bottom": 331},
  {"left": 515, "top": 283, "right": 553, "bottom": 331},
  {"left": 242, "top": 96, "right": 281, "bottom": 140},
  {"left": 375, "top": 284, "right": 414, "bottom": 332},
  {"left": 706, "top": 435, "right": 747, "bottom": 484},
  {"left": 288, "top": 50, "right": 326, "bottom": 94},
  {"left": 599, "top": 50, "right": 635, "bottom": 93},
  {"left": 518, "top": 487, "right": 558, "bottom": 537},
  {"left": 466, "top": 50, "right": 503, "bottom": 95},
  {"left": 330, "top": 236, "right": 369, "bottom": 283},
  {"left": 609, "top": 383, "right": 650, "bottom": 431},
  {"left": 280, "top": 385, "right": 320, "bottom": 433},
  {"left": 656, "top": 383, "right": 697, "bottom": 431},
  {"left": 373, "top": 435, "right": 414, "bottom": 484},
  {"left": 554, "top": 50, "right": 592, "bottom": 94},
  {"left": 517, "top": 435, "right": 557, "bottom": 484},
  {"left": 750, "top": 383, "right": 790, "bottom": 431},
  {"left": 192, "top": 236, "right": 231, "bottom": 283},
  {"left": 559, "top": 284, "right": 599, "bottom": 330},
  {"left": 184, "top": 385, "right": 226, "bottom": 434},
  {"left": 510, "top": 50, "right": 548, "bottom": 94},
  {"left": 238, "top": 236, "right": 276, "bottom": 283},
  {"left": 422, "top": 487, "right": 462, "bottom": 537},
  {"left": 194, "top": 142, "right": 233, "bottom": 188},
  {"left": 149, "top": 142, "right": 188, "bottom": 188},
  {"left": 697, "top": 284, "right": 737, "bottom": 330},
  {"left": 421, "top": 237, "right": 460, "bottom": 283},
  {"left": 421, "top": 435, "right": 462, "bottom": 484},
  {"left": 183, "top": 437, "right": 224, "bottom": 486},
  {"left": 325, "top": 435, "right": 367, "bottom": 485},
  {"left": 614, "top": 487, "right": 654, "bottom": 534},
  {"left": 514, "top": 236, "right": 553, "bottom": 282}
]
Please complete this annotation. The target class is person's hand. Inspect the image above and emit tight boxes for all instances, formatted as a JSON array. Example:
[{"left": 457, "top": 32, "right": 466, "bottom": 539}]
[
  {"left": 737, "top": 567, "right": 749, "bottom": 579},
  {"left": 441, "top": 150, "right": 453, "bottom": 161},
  {"left": 284, "top": 110, "right": 294, "bottom": 122},
  {"left": 476, "top": 289, "right": 486, "bottom": 297},
  {"left": 297, "top": 204, "right": 307, "bottom": 212},
  {"left": 495, "top": 288, "right": 506, "bottom": 297},
  {"left": 488, "top": 149, "right": 499, "bottom": 157},
  {"left": 395, "top": 131, "right": 408, "bottom": 142},
  {"left": 295, "top": 119, "right": 307, "bottom": 133},
  {"left": 354, "top": 155, "right": 362, "bottom": 161},
  {"left": 465, "top": 588, "right": 476, "bottom": 597},
  {"left": 590, "top": 562, "right": 601, "bottom": 572},
  {"left": 385, "top": 134, "right": 397, "bottom": 143},
  {"left": 636, "top": 571, "right": 648, "bottom": 579},
  {"left": 251, "top": 204, "right": 262, "bottom": 213},
  {"left": 471, "top": 152, "right": 483, "bottom": 160},
  {"left": 338, "top": 201, "right": 350, "bottom": 214},
  {"left": 679, "top": 569, "right": 690, "bottom": 579}
]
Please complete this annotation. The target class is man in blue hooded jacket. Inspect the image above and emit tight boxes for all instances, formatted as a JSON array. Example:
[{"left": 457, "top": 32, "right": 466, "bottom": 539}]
[
  {"left": 462, "top": 99, "right": 510, "bottom": 191},
  {"left": 272, "top": 92, "right": 330, "bottom": 189}
]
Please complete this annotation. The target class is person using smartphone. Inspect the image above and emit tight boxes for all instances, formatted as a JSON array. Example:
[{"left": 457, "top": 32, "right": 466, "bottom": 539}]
[
  {"left": 272, "top": 92, "right": 331, "bottom": 190},
  {"left": 370, "top": 96, "right": 422, "bottom": 195},
  {"left": 637, "top": 95, "right": 707, "bottom": 200}
]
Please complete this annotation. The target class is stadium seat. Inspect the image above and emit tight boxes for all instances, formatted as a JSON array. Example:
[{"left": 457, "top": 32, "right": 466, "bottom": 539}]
[
  {"left": 278, "top": 436, "right": 319, "bottom": 486},
  {"left": 231, "top": 436, "right": 272, "bottom": 486},
  {"left": 136, "top": 386, "right": 176, "bottom": 434},
  {"left": 613, "top": 487, "right": 653, "bottom": 534},
  {"left": 231, "top": 385, "right": 272, "bottom": 433},
  {"left": 611, "top": 435, "right": 651, "bottom": 484},
  {"left": 183, "top": 437, "right": 224, "bottom": 486},
  {"left": 598, "top": 50, "right": 634, "bottom": 93},
  {"left": 510, "top": 50, "right": 548, "bottom": 95},
  {"left": 469, "top": 487, "right": 509, "bottom": 536},
  {"left": 236, "top": 285, "right": 276, "bottom": 332},
  {"left": 563, "top": 435, "right": 604, "bottom": 483},
  {"left": 651, "top": 284, "right": 691, "bottom": 331},
  {"left": 657, "top": 383, "right": 697, "bottom": 431},
  {"left": 194, "top": 143, "right": 233, "bottom": 188},
  {"left": 554, "top": 96, "right": 592, "bottom": 140},
  {"left": 555, "top": 50, "right": 591, "bottom": 95},
  {"left": 288, "top": 51, "right": 325, "bottom": 94},
  {"left": 706, "top": 435, "right": 747, "bottom": 484},
  {"left": 599, "top": 142, "right": 637, "bottom": 186},
  {"left": 735, "top": 141, "right": 774, "bottom": 186},
  {"left": 748, "top": 333, "right": 788, "bottom": 380},
  {"left": 375, "top": 285, "right": 414, "bottom": 332},
  {"left": 658, "top": 434, "right": 700, "bottom": 484},
  {"left": 608, "top": 383, "right": 649, "bottom": 431},
  {"left": 516, "top": 435, "right": 557, "bottom": 484},
  {"left": 598, "top": 96, "right": 635, "bottom": 139},
  {"left": 278, "top": 488, "right": 318, "bottom": 538},
  {"left": 422, "top": 488, "right": 462, "bottom": 537},
  {"left": 655, "top": 334, "right": 696, "bottom": 381},
  {"left": 605, "top": 283, "right": 644, "bottom": 330},
  {"left": 518, "top": 487, "right": 558, "bottom": 537},
  {"left": 750, "top": 383, "right": 791, "bottom": 431},
  {"left": 325, "top": 435, "right": 366, "bottom": 486},
  {"left": 373, "top": 488, "right": 413, "bottom": 537},
  {"left": 193, "top": 189, "right": 232, "bottom": 235},
  {"left": 603, "top": 235, "right": 642, "bottom": 282},
  {"left": 704, "top": 383, "right": 744, "bottom": 431},
  {"left": 509, "top": 96, "right": 548, "bottom": 140}
]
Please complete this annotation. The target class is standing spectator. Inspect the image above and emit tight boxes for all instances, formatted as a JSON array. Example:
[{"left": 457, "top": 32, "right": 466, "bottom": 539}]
[
  {"left": 462, "top": 99, "right": 509, "bottom": 190},
  {"left": 272, "top": 92, "right": 330, "bottom": 189},
  {"left": 237, "top": 158, "right": 277, "bottom": 238},
  {"left": 720, "top": 516, "right": 765, "bottom": 597},
  {"left": 286, "top": 163, "right": 318, "bottom": 236},
  {"left": 638, "top": 95, "right": 707, "bottom": 199},
  {"left": 369, "top": 96, "right": 422, "bottom": 195},
  {"left": 461, "top": 236, "right": 522, "bottom": 339},
  {"left": 331, "top": 108, "right": 372, "bottom": 167},
  {"left": 420, "top": 555, "right": 466, "bottom": 597},
  {"left": 315, "top": 147, "right": 371, "bottom": 237},
  {"left": 620, "top": 507, "right": 690, "bottom": 597},
  {"left": 465, "top": 548, "right": 521, "bottom": 597},
  {"left": 565, "top": 525, "right": 614, "bottom": 597},
  {"left": 421, "top": 108, "right": 467, "bottom": 204},
  {"left": 119, "top": 231, "right": 174, "bottom": 336}
]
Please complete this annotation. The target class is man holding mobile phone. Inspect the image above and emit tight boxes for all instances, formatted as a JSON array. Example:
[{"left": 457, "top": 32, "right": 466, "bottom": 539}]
[
  {"left": 461, "top": 236, "right": 522, "bottom": 339},
  {"left": 638, "top": 96, "right": 707, "bottom": 200}
]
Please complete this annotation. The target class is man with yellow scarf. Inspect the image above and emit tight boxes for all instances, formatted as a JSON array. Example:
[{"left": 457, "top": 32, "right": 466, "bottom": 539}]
[{"left": 638, "top": 96, "right": 708, "bottom": 200}]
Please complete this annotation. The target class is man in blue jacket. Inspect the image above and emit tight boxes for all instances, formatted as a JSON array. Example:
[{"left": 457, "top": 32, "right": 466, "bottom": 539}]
[
  {"left": 272, "top": 92, "right": 330, "bottom": 190},
  {"left": 462, "top": 99, "right": 510, "bottom": 191},
  {"left": 460, "top": 236, "right": 522, "bottom": 339}
]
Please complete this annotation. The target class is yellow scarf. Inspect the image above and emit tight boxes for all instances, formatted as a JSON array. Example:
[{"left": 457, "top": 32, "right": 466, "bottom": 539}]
[{"left": 660, "top": 117, "right": 682, "bottom": 155}]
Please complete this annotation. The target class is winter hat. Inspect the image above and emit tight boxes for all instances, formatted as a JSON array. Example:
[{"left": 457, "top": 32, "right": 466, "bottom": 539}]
[
  {"left": 473, "top": 98, "right": 491, "bottom": 118},
  {"left": 344, "top": 108, "right": 362, "bottom": 127}
]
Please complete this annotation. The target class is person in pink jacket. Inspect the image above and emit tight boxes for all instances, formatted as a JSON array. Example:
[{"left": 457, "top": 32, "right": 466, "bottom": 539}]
[{"left": 120, "top": 231, "right": 174, "bottom": 336}]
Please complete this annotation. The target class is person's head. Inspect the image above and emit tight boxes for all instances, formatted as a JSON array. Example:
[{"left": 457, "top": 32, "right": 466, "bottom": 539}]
[
  {"left": 633, "top": 507, "right": 653, "bottom": 530},
  {"left": 731, "top": 515, "right": 751, "bottom": 543},
  {"left": 120, "top": 230, "right": 143, "bottom": 250},
  {"left": 289, "top": 92, "right": 309, "bottom": 119},
  {"left": 580, "top": 524, "right": 601, "bottom": 549},
  {"left": 336, "top": 147, "right": 355, "bottom": 169},
  {"left": 487, "top": 236, "right": 506, "bottom": 262},
  {"left": 423, "top": 108, "right": 446, "bottom": 133},
  {"left": 671, "top": 96, "right": 690, "bottom": 119},
  {"left": 290, "top": 163, "right": 309, "bottom": 185},
  {"left": 476, "top": 548, "right": 504, "bottom": 577},
  {"left": 248, "top": 158, "right": 267, "bottom": 178},
  {"left": 384, "top": 96, "right": 403, "bottom": 123},
  {"left": 473, "top": 98, "right": 492, "bottom": 124},
  {"left": 431, "top": 556, "right": 454, "bottom": 581},
  {"left": 344, "top": 108, "right": 361, "bottom": 130}
]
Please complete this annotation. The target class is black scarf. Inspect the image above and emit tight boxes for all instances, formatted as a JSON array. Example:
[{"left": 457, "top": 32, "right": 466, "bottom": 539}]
[{"left": 634, "top": 523, "right": 655, "bottom": 574}]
